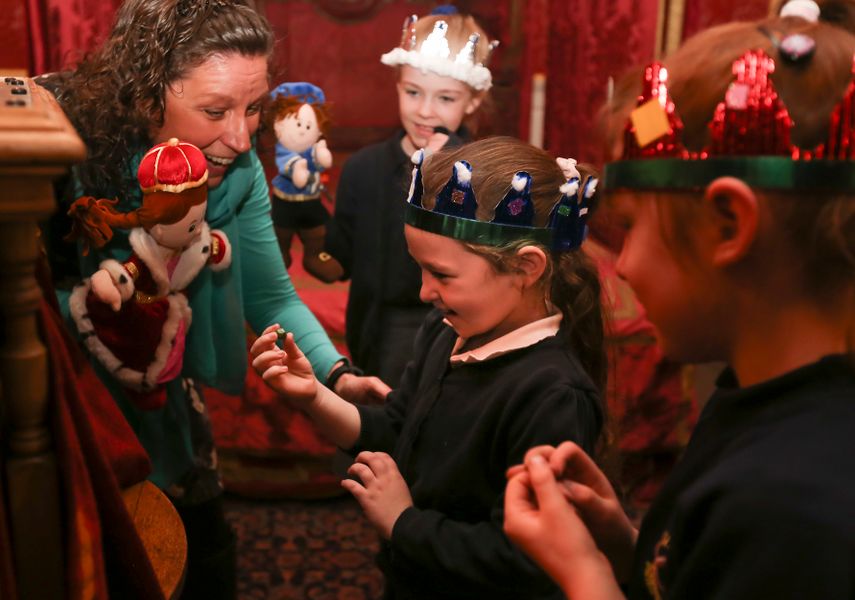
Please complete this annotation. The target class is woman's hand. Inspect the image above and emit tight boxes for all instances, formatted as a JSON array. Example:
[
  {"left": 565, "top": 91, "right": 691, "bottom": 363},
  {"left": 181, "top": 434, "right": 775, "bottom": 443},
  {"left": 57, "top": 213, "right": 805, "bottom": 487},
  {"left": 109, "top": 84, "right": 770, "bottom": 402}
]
[
  {"left": 90, "top": 268, "right": 122, "bottom": 311},
  {"left": 342, "top": 451, "right": 413, "bottom": 539},
  {"left": 504, "top": 453, "right": 625, "bottom": 599},
  {"left": 334, "top": 373, "right": 391, "bottom": 405},
  {"left": 250, "top": 324, "right": 318, "bottom": 409}
]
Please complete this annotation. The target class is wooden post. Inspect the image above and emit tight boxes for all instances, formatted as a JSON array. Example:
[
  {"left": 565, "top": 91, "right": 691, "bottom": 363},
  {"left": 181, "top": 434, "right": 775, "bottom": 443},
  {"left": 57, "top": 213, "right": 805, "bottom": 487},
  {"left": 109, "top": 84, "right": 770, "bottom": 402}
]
[{"left": 0, "top": 76, "right": 85, "bottom": 599}]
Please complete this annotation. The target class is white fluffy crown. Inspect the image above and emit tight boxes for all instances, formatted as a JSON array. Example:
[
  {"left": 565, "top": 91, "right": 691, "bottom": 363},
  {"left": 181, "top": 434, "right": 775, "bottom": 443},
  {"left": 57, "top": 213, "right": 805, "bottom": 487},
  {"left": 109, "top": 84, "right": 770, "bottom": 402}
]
[{"left": 380, "top": 17, "right": 496, "bottom": 91}]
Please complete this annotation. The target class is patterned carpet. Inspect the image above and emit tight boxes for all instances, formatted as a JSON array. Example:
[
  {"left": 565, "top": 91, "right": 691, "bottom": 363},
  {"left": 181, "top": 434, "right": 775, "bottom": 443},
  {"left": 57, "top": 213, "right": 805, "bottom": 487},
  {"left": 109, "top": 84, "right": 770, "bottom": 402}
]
[{"left": 224, "top": 493, "right": 385, "bottom": 600}]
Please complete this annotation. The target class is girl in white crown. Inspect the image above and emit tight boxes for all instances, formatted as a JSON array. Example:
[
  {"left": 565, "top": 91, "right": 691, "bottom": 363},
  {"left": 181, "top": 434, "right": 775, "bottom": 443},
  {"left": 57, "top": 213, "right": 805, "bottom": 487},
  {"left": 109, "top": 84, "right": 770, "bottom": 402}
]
[
  {"left": 307, "top": 6, "right": 497, "bottom": 388},
  {"left": 252, "top": 136, "right": 607, "bottom": 599},
  {"left": 503, "top": 1, "right": 855, "bottom": 598}
]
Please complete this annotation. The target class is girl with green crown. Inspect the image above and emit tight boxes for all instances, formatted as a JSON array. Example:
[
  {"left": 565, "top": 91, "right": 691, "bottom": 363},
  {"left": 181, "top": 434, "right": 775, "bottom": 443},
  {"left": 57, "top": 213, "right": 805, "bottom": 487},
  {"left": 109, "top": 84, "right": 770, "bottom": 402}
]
[{"left": 252, "top": 136, "right": 608, "bottom": 599}]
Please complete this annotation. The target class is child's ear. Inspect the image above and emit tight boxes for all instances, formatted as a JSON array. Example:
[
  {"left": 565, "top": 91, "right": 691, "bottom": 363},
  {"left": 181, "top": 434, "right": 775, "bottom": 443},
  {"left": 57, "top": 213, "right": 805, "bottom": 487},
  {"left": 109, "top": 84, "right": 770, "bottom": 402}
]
[
  {"left": 464, "top": 91, "right": 485, "bottom": 116},
  {"left": 703, "top": 177, "right": 759, "bottom": 267},
  {"left": 516, "top": 246, "right": 548, "bottom": 286}
]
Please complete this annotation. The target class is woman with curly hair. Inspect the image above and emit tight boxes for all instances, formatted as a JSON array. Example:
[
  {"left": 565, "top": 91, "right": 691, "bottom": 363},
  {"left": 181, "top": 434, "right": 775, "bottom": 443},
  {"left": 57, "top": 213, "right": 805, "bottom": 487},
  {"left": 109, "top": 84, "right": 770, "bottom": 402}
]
[{"left": 38, "top": 0, "right": 389, "bottom": 597}]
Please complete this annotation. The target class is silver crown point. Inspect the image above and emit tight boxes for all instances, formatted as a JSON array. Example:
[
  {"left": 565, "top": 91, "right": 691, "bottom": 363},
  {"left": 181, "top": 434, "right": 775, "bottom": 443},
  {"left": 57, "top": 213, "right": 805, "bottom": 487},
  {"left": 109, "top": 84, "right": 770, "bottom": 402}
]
[{"left": 400, "top": 14, "right": 418, "bottom": 50}]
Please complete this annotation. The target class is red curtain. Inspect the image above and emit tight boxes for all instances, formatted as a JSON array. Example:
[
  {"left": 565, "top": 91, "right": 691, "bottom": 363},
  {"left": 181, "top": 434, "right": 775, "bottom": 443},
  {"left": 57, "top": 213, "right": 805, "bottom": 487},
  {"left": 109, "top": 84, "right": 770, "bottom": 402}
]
[
  {"left": 518, "top": 0, "right": 660, "bottom": 165},
  {"left": 517, "top": 0, "right": 772, "bottom": 166},
  {"left": 25, "top": 0, "right": 121, "bottom": 75},
  {"left": 683, "top": 0, "right": 771, "bottom": 41}
]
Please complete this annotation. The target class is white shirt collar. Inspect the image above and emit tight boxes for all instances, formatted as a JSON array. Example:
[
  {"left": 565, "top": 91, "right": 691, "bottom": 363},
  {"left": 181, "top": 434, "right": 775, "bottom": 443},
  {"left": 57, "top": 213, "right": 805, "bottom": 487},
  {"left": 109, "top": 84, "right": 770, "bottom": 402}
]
[{"left": 448, "top": 311, "right": 563, "bottom": 366}]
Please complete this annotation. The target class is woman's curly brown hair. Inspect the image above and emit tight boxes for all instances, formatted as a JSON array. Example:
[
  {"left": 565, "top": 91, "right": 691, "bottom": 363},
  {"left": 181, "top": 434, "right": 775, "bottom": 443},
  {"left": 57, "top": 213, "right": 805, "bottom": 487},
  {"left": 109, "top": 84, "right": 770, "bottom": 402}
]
[{"left": 39, "top": 0, "right": 274, "bottom": 198}]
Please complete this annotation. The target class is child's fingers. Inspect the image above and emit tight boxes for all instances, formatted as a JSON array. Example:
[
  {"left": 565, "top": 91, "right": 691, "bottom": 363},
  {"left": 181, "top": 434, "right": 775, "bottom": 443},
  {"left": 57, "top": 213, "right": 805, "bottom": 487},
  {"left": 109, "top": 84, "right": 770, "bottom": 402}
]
[
  {"left": 260, "top": 364, "right": 289, "bottom": 383},
  {"left": 281, "top": 332, "right": 306, "bottom": 360},
  {"left": 347, "top": 461, "right": 377, "bottom": 485},
  {"left": 341, "top": 478, "right": 365, "bottom": 497},
  {"left": 507, "top": 444, "right": 558, "bottom": 480},
  {"left": 251, "top": 348, "right": 284, "bottom": 371},
  {"left": 506, "top": 463, "right": 526, "bottom": 480},
  {"left": 504, "top": 471, "right": 535, "bottom": 512},
  {"left": 525, "top": 454, "right": 571, "bottom": 513},
  {"left": 355, "top": 451, "right": 395, "bottom": 477},
  {"left": 250, "top": 329, "right": 280, "bottom": 356},
  {"left": 260, "top": 323, "right": 281, "bottom": 336},
  {"left": 550, "top": 442, "right": 614, "bottom": 497}
]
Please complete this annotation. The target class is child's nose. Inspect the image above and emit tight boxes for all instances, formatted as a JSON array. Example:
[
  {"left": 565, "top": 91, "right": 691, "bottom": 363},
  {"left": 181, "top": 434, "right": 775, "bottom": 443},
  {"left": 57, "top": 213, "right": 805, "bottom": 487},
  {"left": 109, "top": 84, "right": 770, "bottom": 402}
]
[
  {"left": 419, "top": 276, "right": 437, "bottom": 303},
  {"left": 417, "top": 97, "right": 434, "bottom": 118}
]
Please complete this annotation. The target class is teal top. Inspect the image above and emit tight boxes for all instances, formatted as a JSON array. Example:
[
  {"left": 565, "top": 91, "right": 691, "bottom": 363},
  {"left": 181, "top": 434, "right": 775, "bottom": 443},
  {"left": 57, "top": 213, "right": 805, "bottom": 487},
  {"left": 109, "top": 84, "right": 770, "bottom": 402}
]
[{"left": 59, "top": 147, "right": 343, "bottom": 489}]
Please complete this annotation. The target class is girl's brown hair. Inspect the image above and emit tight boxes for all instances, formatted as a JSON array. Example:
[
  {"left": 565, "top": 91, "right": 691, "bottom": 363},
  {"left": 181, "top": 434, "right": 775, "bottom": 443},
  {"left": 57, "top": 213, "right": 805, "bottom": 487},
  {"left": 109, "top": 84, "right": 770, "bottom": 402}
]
[
  {"left": 420, "top": 136, "right": 608, "bottom": 395},
  {"left": 604, "top": 0, "right": 855, "bottom": 307},
  {"left": 40, "top": 0, "right": 274, "bottom": 198}
]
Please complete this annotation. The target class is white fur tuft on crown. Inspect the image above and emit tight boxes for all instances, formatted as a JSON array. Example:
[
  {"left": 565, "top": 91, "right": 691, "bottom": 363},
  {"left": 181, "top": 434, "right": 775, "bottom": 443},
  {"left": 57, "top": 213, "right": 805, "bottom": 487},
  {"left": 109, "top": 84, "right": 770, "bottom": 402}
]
[{"left": 454, "top": 161, "right": 472, "bottom": 184}]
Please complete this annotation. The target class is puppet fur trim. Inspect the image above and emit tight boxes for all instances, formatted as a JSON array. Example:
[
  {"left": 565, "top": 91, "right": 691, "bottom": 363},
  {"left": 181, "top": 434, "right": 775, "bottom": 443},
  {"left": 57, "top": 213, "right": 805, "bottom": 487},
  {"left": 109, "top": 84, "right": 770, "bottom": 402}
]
[
  {"left": 69, "top": 283, "right": 192, "bottom": 394},
  {"left": 129, "top": 223, "right": 213, "bottom": 294}
]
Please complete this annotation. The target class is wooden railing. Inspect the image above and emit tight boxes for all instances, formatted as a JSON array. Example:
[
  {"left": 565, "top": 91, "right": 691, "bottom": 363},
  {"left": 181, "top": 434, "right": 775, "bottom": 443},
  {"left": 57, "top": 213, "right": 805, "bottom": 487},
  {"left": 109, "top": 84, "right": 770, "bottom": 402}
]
[{"left": 0, "top": 76, "right": 86, "bottom": 599}]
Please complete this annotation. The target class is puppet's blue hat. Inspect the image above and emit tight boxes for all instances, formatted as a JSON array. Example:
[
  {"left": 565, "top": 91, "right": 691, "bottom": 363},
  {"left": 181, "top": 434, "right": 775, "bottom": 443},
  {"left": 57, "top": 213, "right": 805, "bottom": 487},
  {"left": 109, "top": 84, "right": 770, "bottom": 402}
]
[{"left": 270, "top": 82, "right": 326, "bottom": 104}]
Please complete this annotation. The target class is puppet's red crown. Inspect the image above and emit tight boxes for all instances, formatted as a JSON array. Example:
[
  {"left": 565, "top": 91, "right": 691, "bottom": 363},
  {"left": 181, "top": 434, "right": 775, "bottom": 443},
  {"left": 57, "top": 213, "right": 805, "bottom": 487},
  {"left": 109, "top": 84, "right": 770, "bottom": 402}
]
[
  {"left": 137, "top": 138, "right": 209, "bottom": 193},
  {"left": 622, "top": 49, "right": 855, "bottom": 161}
]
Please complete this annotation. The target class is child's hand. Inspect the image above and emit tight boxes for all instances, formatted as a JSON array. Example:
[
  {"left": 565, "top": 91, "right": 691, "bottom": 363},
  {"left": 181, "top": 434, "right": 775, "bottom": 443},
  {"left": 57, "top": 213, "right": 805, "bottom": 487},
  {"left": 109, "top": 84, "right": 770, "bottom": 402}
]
[
  {"left": 343, "top": 451, "right": 413, "bottom": 540},
  {"left": 504, "top": 454, "right": 624, "bottom": 599},
  {"left": 292, "top": 158, "right": 310, "bottom": 188},
  {"left": 520, "top": 442, "right": 638, "bottom": 583},
  {"left": 425, "top": 130, "right": 450, "bottom": 154},
  {"left": 315, "top": 139, "right": 332, "bottom": 168},
  {"left": 250, "top": 324, "right": 318, "bottom": 408},
  {"left": 90, "top": 269, "right": 122, "bottom": 311}
]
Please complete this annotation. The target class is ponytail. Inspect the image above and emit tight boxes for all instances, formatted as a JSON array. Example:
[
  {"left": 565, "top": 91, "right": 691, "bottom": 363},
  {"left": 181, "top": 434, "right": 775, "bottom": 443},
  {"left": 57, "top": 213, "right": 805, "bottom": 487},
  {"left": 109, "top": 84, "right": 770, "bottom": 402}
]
[{"left": 549, "top": 249, "right": 608, "bottom": 395}]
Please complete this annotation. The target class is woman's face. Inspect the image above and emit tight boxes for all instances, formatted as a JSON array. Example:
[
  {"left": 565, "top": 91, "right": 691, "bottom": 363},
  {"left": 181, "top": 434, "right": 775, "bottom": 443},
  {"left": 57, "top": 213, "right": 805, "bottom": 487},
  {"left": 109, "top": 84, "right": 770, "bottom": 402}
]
[{"left": 151, "top": 53, "right": 269, "bottom": 189}]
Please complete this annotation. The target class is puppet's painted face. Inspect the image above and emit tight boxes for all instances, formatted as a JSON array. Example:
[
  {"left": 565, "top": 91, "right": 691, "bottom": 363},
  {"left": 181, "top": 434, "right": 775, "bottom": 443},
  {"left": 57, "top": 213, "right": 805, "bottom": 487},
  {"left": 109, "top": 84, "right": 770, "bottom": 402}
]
[
  {"left": 274, "top": 103, "right": 321, "bottom": 154},
  {"left": 149, "top": 201, "right": 207, "bottom": 250}
]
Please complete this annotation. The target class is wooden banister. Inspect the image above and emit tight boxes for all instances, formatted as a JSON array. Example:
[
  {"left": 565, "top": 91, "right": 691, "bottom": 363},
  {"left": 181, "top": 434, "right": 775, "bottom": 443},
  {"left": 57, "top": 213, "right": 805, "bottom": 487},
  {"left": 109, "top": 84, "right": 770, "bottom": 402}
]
[{"left": 0, "top": 76, "right": 85, "bottom": 599}]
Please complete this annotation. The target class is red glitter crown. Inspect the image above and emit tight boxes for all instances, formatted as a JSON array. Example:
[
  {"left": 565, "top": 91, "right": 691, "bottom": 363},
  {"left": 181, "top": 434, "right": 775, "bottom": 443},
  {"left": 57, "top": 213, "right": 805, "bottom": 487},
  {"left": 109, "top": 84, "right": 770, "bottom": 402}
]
[
  {"left": 622, "top": 49, "right": 855, "bottom": 161},
  {"left": 605, "top": 48, "right": 855, "bottom": 191},
  {"left": 137, "top": 138, "right": 208, "bottom": 193}
]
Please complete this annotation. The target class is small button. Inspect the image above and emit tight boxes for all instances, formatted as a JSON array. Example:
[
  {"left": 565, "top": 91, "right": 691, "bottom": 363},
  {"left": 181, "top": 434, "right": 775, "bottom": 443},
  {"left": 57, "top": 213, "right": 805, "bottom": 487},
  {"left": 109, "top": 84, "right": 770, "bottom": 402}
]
[
  {"left": 4, "top": 77, "right": 16, "bottom": 84},
  {"left": 5, "top": 99, "right": 26, "bottom": 107},
  {"left": 11, "top": 88, "right": 27, "bottom": 95}
]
